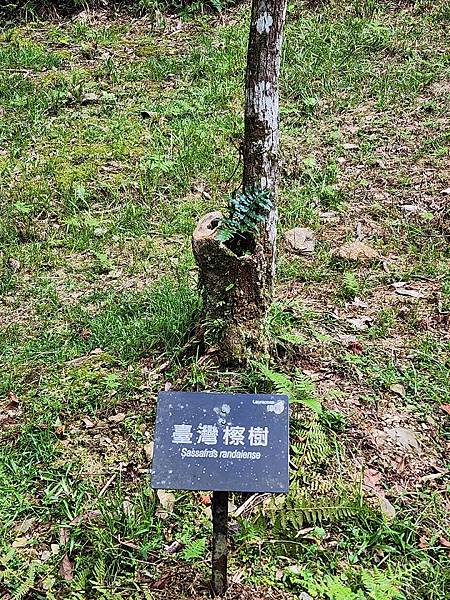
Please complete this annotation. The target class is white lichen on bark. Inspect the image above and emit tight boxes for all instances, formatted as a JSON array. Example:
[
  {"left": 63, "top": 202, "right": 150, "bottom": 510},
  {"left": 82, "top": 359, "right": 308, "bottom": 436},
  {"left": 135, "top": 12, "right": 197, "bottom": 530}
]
[{"left": 256, "top": 13, "right": 273, "bottom": 34}]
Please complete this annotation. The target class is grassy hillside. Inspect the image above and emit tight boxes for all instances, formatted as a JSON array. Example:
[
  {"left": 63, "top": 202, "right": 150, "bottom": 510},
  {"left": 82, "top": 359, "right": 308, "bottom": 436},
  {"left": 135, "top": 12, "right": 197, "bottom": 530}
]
[{"left": 0, "top": 1, "right": 449, "bottom": 598}]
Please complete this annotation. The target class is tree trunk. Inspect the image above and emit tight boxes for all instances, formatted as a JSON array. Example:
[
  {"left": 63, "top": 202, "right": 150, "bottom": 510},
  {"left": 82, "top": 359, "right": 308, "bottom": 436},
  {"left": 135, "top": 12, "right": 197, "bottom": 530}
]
[{"left": 192, "top": 0, "right": 287, "bottom": 364}]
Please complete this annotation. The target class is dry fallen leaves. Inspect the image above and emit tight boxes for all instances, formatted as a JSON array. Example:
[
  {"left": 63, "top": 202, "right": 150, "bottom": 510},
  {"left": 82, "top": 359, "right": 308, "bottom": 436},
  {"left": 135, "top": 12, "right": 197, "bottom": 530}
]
[
  {"left": 108, "top": 413, "right": 126, "bottom": 423},
  {"left": 59, "top": 554, "right": 73, "bottom": 581}
]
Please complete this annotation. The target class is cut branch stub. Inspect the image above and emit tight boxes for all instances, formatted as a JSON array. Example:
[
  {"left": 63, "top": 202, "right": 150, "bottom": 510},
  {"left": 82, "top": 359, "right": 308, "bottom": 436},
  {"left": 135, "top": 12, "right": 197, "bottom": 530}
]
[{"left": 192, "top": 212, "right": 269, "bottom": 364}]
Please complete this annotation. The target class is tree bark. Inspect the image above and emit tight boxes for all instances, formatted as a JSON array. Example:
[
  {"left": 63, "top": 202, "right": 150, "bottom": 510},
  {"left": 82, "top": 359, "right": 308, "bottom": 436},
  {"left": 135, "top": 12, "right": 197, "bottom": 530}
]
[{"left": 192, "top": 0, "right": 287, "bottom": 364}]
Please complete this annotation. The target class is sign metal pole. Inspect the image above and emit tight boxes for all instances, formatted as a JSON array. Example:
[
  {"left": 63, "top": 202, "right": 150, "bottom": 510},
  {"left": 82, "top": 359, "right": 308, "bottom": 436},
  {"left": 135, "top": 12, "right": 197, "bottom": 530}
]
[{"left": 211, "top": 490, "right": 228, "bottom": 596}]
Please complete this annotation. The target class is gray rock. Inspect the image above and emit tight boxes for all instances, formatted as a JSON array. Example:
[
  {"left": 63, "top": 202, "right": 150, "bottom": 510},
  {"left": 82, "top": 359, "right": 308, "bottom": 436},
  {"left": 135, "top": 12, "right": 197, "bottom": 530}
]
[{"left": 284, "top": 227, "right": 315, "bottom": 254}]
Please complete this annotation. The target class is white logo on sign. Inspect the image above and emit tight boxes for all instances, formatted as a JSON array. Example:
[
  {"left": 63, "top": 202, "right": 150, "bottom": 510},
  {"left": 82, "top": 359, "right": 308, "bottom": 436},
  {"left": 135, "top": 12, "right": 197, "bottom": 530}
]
[{"left": 267, "top": 400, "right": 285, "bottom": 414}]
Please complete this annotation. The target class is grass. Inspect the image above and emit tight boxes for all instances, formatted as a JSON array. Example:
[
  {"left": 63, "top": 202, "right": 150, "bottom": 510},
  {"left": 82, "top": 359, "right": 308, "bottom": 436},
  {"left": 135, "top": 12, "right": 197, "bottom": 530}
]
[{"left": 0, "top": 0, "right": 449, "bottom": 598}]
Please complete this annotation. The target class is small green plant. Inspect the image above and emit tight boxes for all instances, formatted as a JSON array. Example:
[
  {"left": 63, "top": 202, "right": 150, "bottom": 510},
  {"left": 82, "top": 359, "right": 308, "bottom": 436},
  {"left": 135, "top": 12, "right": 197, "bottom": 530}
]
[
  {"left": 216, "top": 187, "right": 273, "bottom": 243},
  {"left": 340, "top": 271, "right": 360, "bottom": 299},
  {"left": 182, "top": 538, "right": 207, "bottom": 561},
  {"left": 254, "top": 362, "right": 322, "bottom": 414}
]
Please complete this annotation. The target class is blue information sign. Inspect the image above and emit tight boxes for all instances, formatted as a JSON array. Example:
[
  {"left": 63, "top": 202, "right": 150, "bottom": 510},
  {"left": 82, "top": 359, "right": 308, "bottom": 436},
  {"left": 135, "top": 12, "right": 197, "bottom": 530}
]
[{"left": 151, "top": 391, "right": 289, "bottom": 493}]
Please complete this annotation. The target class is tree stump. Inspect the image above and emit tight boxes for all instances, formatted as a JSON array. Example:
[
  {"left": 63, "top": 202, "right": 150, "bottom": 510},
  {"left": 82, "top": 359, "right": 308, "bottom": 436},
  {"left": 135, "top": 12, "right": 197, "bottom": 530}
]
[{"left": 192, "top": 212, "right": 271, "bottom": 364}]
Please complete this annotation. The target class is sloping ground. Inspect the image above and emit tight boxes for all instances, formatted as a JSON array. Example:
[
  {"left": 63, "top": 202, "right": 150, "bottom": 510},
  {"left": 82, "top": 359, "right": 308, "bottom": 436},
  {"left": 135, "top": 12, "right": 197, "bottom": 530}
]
[{"left": 0, "top": 1, "right": 449, "bottom": 598}]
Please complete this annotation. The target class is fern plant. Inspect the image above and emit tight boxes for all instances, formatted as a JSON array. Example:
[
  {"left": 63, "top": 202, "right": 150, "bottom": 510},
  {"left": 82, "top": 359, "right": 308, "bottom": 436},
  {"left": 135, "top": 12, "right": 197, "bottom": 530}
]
[
  {"left": 182, "top": 538, "right": 207, "bottom": 561},
  {"left": 216, "top": 187, "right": 273, "bottom": 243},
  {"left": 340, "top": 271, "right": 360, "bottom": 299},
  {"left": 254, "top": 362, "right": 322, "bottom": 414}
]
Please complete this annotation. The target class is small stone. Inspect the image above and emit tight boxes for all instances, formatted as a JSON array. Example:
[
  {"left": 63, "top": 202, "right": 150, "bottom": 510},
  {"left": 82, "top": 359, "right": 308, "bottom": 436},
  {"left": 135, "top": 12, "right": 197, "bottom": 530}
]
[
  {"left": 143, "top": 442, "right": 154, "bottom": 462},
  {"left": 389, "top": 383, "right": 406, "bottom": 398},
  {"left": 81, "top": 92, "right": 99, "bottom": 105},
  {"left": 7, "top": 258, "right": 20, "bottom": 271},
  {"left": 51, "top": 543, "right": 60, "bottom": 555},
  {"left": 40, "top": 550, "right": 52, "bottom": 562},
  {"left": 284, "top": 227, "right": 315, "bottom": 254},
  {"left": 400, "top": 204, "right": 421, "bottom": 213},
  {"left": 336, "top": 240, "right": 379, "bottom": 261}
]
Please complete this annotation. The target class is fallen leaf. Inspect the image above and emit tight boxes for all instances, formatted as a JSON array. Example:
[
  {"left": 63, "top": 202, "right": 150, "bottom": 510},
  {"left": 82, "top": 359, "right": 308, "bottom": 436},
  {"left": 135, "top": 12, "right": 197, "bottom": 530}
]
[
  {"left": 347, "top": 340, "right": 364, "bottom": 354},
  {"left": 421, "top": 470, "right": 448, "bottom": 482},
  {"left": 140, "top": 110, "right": 158, "bottom": 119},
  {"left": 6, "top": 391, "right": 20, "bottom": 408},
  {"left": 59, "top": 554, "right": 73, "bottom": 581},
  {"left": 156, "top": 490, "right": 175, "bottom": 519},
  {"left": 122, "top": 500, "right": 133, "bottom": 516},
  {"left": 379, "top": 496, "right": 396, "bottom": 520},
  {"left": 164, "top": 540, "right": 184, "bottom": 554},
  {"left": 40, "top": 550, "right": 52, "bottom": 562},
  {"left": 7, "top": 258, "right": 20, "bottom": 271},
  {"left": 14, "top": 517, "right": 35, "bottom": 533},
  {"left": 151, "top": 572, "right": 172, "bottom": 590},
  {"left": 199, "top": 494, "right": 211, "bottom": 506},
  {"left": 346, "top": 316, "right": 373, "bottom": 330},
  {"left": 441, "top": 187, "right": 450, "bottom": 195},
  {"left": 59, "top": 527, "right": 69, "bottom": 545},
  {"left": 82, "top": 417, "right": 95, "bottom": 429},
  {"left": 440, "top": 404, "right": 450, "bottom": 415},
  {"left": 364, "top": 468, "right": 382, "bottom": 489},
  {"left": 12, "top": 537, "right": 28, "bottom": 548},
  {"left": 400, "top": 204, "right": 421, "bottom": 213},
  {"left": 438, "top": 537, "right": 450, "bottom": 548},
  {"left": 342, "top": 143, "right": 359, "bottom": 150},
  {"left": 108, "top": 412, "right": 126, "bottom": 423},
  {"left": 336, "top": 240, "right": 379, "bottom": 261},
  {"left": 79, "top": 328, "right": 91, "bottom": 340},
  {"left": 286, "top": 565, "right": 301, "bottom": 575},
  {"left": 70, "top": 510, "right": 102, "bottom": 526},
  {"left": 389, "top": 383, "right": 406, "bottom": 398},
  {"left": 394, "top": 287, "right": 425, "bottom": 298}
]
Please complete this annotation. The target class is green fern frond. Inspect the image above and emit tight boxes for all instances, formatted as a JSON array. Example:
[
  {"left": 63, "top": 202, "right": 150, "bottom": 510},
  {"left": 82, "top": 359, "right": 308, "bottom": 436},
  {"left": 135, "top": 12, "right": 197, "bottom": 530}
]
[
  {"left": 182, "top": 538, "right": 206, "bottom": 561},
  {"left": 13, "top": 560, "right": 38, "bottom": 600},
  {"left": 254, "top": 362, "right": 322, "bottom": 414},
  {"left": 216, "top": 187, "right": 273, "bottom": 242},
  {"left": 361, "top": 568, "right": 405, "bottom": 600}
]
